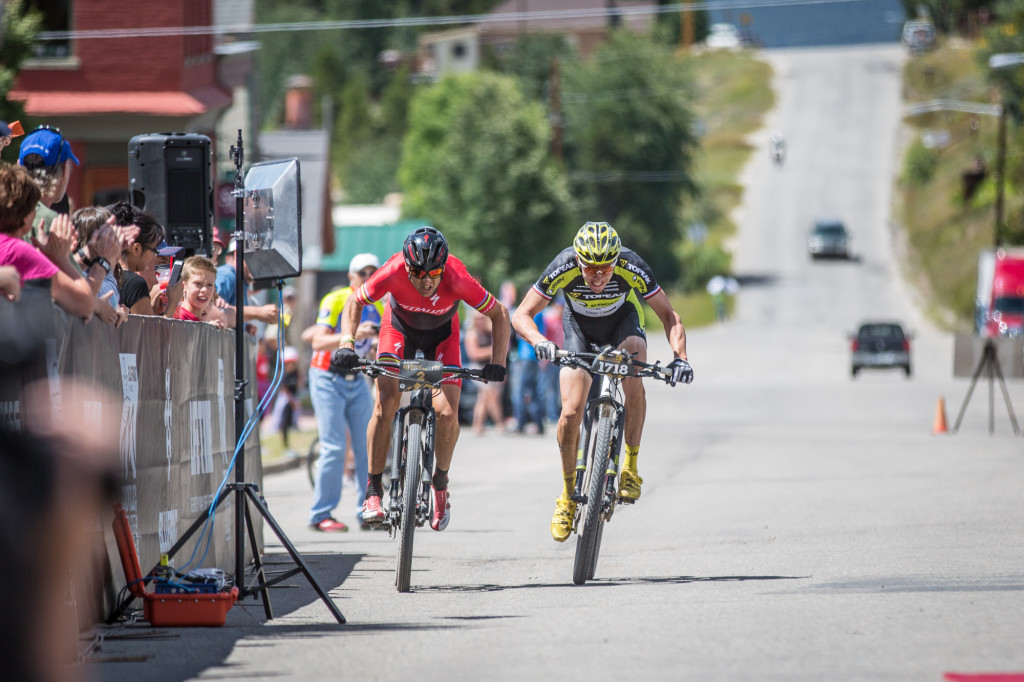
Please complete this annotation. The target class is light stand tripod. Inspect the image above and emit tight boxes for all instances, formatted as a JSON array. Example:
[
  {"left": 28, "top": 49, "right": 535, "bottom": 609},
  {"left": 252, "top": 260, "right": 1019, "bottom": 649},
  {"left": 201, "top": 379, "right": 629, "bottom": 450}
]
[
  {"left": 952, "top": 337, "right": 1020, "bottom": 435},
  {"left": 110, "top": 131, "right": 345, "bottom": 624}
]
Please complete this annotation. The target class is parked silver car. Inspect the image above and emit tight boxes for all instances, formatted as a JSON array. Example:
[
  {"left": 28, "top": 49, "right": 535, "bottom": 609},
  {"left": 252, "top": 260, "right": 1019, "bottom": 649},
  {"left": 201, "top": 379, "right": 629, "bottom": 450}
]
[
  {"left": 850, "top": 321, "right": 912, "bottom": 378},
  {"left": 808, "top": 219, "right": 850, "bottom": 260}
]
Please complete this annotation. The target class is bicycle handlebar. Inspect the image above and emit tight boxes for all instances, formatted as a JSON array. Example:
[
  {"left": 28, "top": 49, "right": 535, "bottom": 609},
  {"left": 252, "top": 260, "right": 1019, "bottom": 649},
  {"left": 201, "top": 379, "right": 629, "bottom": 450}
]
[
  {"left": 353, "top": 357, "right": 489, "bottom": 389},
  {"left": 550, "top": 348, "right": 677, "bottom": 385}
]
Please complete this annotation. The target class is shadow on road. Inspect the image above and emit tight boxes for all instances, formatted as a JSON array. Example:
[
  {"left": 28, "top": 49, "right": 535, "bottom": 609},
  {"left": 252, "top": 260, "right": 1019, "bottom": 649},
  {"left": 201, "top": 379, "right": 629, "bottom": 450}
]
[{"left": 414, "top": 574, "right": 807, "bottom": 593}]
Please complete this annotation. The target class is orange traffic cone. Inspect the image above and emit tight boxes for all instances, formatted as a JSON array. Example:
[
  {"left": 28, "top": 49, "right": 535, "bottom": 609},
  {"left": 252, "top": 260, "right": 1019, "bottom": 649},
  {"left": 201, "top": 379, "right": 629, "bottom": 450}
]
[{"left": 932, "top": 396, "right": 948, "bottom": 434}]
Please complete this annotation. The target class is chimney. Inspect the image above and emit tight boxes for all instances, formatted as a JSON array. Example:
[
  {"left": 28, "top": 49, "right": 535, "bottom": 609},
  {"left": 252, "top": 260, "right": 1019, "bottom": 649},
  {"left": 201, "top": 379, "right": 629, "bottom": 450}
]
[{"left": 284, "top": 75, "right": 315, "bottom": 129}]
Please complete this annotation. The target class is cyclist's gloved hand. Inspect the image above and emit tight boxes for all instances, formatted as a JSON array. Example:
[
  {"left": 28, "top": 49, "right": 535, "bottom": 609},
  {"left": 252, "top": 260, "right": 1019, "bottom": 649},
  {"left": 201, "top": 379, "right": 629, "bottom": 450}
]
[
  {"left": 667, "top": 358, "right": 693, "bottom": 386},
  {"left": 481, "top": 363, "right": 506, "bottom": 382},
  {"left": 330, "top": 348, "right": 359, "bottom": 373},
  {"left": 535, "top": 340, "right": 558, "bottom": 361}
]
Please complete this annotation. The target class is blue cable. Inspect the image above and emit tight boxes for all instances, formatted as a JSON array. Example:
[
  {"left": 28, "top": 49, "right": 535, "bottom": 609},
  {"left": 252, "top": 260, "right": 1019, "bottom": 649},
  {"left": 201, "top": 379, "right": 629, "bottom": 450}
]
[{"left": 179, "top": 286, "right": 288, "bottom": 574}]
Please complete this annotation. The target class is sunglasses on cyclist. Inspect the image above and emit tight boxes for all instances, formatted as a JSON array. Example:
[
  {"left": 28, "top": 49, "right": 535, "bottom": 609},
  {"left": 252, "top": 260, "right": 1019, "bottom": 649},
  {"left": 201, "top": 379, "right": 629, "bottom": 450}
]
[
  {"left": 577, "top": 259, "right": 614, "bottom": 276},
  {"left": 408, "top": 266, "right": 444, "bottom": 280}
]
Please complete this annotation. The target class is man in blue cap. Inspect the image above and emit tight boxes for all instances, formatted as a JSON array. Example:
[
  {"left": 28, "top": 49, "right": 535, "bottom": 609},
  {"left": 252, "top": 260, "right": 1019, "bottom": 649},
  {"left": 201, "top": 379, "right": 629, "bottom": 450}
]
[{"left": 18, "top": 126, "right": 80, "bottom": 233}]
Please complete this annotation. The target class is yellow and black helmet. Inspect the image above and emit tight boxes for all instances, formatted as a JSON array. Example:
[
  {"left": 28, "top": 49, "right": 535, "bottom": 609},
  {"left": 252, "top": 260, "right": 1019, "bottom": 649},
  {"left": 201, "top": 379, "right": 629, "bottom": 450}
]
[{"left": 573, "top": 221, "right": 621, "bottom": 266}]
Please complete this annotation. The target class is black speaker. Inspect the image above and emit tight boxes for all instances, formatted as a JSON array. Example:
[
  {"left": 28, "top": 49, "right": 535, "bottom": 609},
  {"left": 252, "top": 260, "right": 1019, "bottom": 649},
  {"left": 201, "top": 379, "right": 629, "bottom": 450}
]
[{"left": 128, "top": 133, "right": 213, "bottom": 255}]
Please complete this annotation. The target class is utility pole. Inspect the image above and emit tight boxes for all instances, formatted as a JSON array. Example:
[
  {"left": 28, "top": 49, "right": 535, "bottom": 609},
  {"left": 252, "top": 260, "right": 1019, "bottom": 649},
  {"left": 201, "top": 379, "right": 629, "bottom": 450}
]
[
  {"left": 680, "top": 4, "right": 695, "bottom": 50},
  {"left": 550, "top": 57, "right": 563, "bottom": 162},
  {"left": 995, "top": 101, "right": 1007, "bottom": 248}
]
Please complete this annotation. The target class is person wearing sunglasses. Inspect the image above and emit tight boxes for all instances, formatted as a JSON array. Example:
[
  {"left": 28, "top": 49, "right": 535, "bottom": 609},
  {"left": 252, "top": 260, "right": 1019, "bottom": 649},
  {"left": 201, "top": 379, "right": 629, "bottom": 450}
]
[
  {"left": 18, "top": 126, "right": 78, "bottom": 234},
  {"left": 331, "top": 226, "right": 511, "bottom": 532},
  {"left": 511, "top": 221, "right": 694, "bottom": 543}
]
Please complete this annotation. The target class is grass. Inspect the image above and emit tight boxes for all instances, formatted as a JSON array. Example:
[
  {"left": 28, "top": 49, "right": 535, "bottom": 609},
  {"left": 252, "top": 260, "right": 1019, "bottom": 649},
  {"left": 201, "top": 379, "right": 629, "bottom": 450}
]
[{"left": 898, "top": 39, "right": 1022, "bottom": 330}]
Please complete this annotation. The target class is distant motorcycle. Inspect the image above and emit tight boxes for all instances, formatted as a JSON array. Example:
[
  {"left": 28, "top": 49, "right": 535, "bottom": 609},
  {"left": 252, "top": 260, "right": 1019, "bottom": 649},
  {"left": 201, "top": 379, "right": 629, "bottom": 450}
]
[{"left": 769, "top": 132, "right": 785, "bottom": 166}]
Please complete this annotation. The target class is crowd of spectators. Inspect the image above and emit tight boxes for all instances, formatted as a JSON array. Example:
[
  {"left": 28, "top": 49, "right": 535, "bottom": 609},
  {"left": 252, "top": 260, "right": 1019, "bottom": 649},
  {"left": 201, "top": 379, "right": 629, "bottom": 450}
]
[{"left": 0, "top": 124, "right": 277, "bottom": 333}]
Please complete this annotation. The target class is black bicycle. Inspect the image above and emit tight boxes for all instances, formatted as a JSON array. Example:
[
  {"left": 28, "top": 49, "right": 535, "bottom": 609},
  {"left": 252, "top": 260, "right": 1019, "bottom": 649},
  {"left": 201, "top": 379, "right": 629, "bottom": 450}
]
[
  {"left": 552, "top": 346, "right": 680, "bottom": 585},
  {"left": 355, "top": 353, "right": 488, "bottom": 592}
]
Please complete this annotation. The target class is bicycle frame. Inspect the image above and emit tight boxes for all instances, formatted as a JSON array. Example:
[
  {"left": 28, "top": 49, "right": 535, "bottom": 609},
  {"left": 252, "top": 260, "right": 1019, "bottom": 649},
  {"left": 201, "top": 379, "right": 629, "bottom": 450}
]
[{"left": 572, "top": 372, "right": 627, "bottom": 516}]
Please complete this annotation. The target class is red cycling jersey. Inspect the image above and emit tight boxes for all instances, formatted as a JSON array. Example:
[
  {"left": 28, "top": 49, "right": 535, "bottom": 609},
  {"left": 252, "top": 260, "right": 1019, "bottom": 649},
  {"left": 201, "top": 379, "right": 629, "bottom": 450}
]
[
  {"left": 355, "top": 253, "right": 496, "bottom": 330},
  {"left": 354, "top": 253, "right": 498, "bottom": 378}
]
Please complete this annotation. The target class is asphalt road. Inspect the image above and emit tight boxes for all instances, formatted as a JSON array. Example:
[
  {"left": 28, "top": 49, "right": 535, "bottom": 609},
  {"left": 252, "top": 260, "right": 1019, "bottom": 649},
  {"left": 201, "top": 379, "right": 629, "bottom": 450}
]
[{"left": 88, "top": 45, "right": 1024, "bottom": 682}]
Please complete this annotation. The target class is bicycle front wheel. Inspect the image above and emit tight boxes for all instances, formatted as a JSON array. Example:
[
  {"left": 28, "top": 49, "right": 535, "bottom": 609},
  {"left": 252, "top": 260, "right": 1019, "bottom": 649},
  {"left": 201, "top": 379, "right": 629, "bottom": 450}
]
[
  {"left": 396, "top": 422, "right": 422, "bottom": 593},
  {"left": 573, "top": 408, "right": 613, "bottom": 585}
]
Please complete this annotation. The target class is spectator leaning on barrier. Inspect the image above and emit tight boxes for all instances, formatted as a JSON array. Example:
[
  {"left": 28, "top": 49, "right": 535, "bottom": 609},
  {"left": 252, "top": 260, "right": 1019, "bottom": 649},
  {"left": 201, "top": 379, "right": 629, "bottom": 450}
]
[
  {"left": 216, "top": 240, "right": 278, "bottom": 329},
  {"left": 108, "top": 201, "right": 182, "bottom": 317},
  {"left": 173, "top": 255, "right": 225, "bottom": 329},
  {"left": 0, "top": 163, "right": 102, "bottom": 320},
  {"left": 71, "top": 206, "right": 130, "bottom": 327},
  {"left": 18, "top": 126, "right": 77, "bottom": 233}
]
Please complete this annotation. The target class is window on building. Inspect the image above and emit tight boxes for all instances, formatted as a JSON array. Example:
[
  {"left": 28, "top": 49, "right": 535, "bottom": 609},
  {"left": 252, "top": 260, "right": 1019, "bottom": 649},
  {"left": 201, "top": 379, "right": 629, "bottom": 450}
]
[{"left": 27, "top": 0, "right": 72, "bottom": 58}]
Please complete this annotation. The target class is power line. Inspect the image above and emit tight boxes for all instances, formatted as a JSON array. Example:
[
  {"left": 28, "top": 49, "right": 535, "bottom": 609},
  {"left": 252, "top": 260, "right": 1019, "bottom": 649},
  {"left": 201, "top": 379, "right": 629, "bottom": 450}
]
[{"left": 35, "top": 0, "right": 867, "bottom": 41}]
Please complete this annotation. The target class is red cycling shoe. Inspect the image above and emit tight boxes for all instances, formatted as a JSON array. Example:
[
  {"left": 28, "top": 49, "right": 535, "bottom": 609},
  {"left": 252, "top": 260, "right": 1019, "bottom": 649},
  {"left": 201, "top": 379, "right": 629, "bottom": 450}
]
[
  {"left": 362, "top": 494, "right": 386, "bottom": 526},
  {"left": 310, "top": 517, "right": 348, "bottom": 532},
  {"left": 430, "top": 488, "right": 450, "bottom": 531}
]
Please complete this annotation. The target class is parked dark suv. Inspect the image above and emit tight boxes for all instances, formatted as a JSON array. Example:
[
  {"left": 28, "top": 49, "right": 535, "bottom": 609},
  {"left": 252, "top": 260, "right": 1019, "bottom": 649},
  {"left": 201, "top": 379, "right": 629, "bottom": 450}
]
[{"left": 850, "top": 321, "right": 912, "bottom": 378}]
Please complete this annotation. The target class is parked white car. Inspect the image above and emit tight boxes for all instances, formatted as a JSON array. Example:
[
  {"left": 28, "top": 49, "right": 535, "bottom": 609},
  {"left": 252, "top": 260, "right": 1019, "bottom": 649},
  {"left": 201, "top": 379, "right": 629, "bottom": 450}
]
[{"left": 705, "top": 23, "right": 741, "bottom": 50}]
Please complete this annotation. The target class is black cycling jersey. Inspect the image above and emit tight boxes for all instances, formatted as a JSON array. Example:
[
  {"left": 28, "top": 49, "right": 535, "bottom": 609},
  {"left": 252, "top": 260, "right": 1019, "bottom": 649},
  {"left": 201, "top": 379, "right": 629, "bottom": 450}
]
[{"left": 530, "top": 246, "right": 661, "bottom": 319}]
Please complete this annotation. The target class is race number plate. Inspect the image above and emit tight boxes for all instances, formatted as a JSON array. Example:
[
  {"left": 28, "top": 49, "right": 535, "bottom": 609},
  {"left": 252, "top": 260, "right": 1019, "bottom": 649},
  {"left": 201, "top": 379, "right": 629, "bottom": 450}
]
[
  {"left": 591, "top": 353, "right": 633, "bottom": 376},
  {"left": 398, "top": 359, "right": 444, "bottom": 391}
]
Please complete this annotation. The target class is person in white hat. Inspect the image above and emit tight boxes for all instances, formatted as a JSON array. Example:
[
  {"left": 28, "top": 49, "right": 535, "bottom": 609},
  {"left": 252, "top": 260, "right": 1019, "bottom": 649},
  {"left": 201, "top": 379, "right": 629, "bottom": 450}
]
[{"left": 304, "top": 253, "right": 383, "bottom": 532}]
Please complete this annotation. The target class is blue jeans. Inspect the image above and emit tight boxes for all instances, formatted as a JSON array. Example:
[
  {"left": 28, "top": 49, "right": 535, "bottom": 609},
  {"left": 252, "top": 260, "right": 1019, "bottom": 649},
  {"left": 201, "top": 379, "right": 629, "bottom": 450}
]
[
  {"left": 308, "top": 368, "right": 373, "bottom": 525},
  {"left": 510, "top": 357, "right": 545, "bottom": 431}
]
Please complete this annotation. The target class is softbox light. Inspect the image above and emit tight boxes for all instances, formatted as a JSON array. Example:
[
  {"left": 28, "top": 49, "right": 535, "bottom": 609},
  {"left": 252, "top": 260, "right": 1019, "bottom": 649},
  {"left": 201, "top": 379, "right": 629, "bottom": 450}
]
[{"left": 242, "top": 158, "right": 302, "bottom": 280}]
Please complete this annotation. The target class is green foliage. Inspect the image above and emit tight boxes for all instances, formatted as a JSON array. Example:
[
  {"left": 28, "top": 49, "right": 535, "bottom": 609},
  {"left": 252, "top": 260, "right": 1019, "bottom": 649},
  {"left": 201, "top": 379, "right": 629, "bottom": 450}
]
[
  {"left": 562, "top": 31, "right": 700, "bottom": 284},
  {"left": 0, "top": 0, "right": 41, "bottom": 124},
  {"left": 341, "top": 136, "right": 402, "bottom": 203},
  {"left": 488, "top": 33, "right": 579, "bottom": 101},
  {"left": 399, "top": 71, "right": 573, "bottom": 289},
  {"left": 677, "top": 240, "right": 730, "bottom": 293},
  {"left": 903, "top": 139, "right": 940, "bottom": 187}
]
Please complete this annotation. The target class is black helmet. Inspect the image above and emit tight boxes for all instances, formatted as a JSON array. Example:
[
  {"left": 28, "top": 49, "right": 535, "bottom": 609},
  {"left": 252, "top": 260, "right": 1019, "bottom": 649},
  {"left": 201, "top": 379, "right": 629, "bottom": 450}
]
[{"left": 403, "top": 226, "right": 449, "bottom": 272}]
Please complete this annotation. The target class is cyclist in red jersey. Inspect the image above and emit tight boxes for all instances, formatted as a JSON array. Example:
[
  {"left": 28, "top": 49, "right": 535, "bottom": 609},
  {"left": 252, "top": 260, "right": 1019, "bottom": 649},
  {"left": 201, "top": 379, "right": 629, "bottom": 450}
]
[{"left": 331, "top": 226, "right": 510, "bottom": 531}]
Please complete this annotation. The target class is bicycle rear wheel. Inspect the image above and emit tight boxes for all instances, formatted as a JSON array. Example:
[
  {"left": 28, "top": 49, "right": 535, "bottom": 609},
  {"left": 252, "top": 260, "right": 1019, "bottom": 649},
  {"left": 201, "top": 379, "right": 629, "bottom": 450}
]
[
  {"left": 396, "top": 422, "right": 422, "bottom": 593},
  {"left": 573, "top": 408, "right": 613, "bottom": 585}
]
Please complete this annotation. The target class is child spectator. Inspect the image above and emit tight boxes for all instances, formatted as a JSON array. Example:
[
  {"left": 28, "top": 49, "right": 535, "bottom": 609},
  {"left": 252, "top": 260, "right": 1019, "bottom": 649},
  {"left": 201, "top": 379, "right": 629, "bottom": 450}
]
[{"left": 172, "top": 255, "right": 224, "bottom": 328}]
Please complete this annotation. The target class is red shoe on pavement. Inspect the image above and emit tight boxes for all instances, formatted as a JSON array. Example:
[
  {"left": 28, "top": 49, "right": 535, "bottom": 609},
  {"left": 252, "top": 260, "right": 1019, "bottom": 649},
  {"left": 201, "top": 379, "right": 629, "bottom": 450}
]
[
  {"left": 362, "top": 494, "right": 386, "bottom": 526},
  {"left": 430, "top": 488, "right": 450, "bottom": 531},
  {"left": 310, "top": 517, "right": 348, "bottom": 532}
]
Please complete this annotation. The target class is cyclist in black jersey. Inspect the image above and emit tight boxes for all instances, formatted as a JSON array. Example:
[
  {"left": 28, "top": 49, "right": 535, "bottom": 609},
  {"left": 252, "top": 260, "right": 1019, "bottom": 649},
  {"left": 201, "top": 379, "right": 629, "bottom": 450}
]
[{"left": 512, "top": 221, "right": 693, "bottom": 542}]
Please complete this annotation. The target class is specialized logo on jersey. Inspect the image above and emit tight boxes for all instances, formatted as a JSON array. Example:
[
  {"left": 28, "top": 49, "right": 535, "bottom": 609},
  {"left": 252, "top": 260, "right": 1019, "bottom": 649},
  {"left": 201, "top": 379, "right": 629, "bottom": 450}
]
[
  {"left": 430, "top": 293, "right": 441, "bottom": 306},
  {"left": 394, "top": 341, "right": 403, "bottom": 354}
]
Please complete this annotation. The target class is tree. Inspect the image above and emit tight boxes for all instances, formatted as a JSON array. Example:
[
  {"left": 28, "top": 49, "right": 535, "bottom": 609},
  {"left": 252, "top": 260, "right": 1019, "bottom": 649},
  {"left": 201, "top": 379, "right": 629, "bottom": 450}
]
[
  {"left": 562, "top": 30, "right": 700, "bottom": 284},
  {"left": 0, "top": 0, "right": 42, "bottom": 126},
  {"left": 399, "top": 72, "right": 573, "bottom": 289}
]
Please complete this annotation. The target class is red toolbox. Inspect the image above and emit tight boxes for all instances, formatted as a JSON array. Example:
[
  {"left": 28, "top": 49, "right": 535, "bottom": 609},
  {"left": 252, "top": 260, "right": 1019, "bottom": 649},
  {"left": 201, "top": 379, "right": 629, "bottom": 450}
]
[{"left": 112, "top": 503, "right": 238, "bottom": 627}]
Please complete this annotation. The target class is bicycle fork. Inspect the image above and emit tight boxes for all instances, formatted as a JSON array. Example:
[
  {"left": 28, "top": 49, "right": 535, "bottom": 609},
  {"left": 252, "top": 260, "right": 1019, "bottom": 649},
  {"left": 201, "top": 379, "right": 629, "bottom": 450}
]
[{"left": 571, "top": 398, "right": 626, "bottom": 517}]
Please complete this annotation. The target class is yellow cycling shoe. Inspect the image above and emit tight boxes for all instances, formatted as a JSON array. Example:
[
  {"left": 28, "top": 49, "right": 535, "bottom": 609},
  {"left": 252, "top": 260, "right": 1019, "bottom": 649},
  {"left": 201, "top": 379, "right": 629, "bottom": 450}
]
[
  {"left": 618, "top": 469, "right": 643, "bottom": 500},
  {"left": 551, "top": 495, "right": 577, "bottom": 543}
]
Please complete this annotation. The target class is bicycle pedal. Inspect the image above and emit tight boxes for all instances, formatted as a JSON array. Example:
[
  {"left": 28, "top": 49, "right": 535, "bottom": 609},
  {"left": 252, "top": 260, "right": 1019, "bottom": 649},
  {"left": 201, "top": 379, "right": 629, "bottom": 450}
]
[
  {"left": 570, "top": 493, "right": 587, "bottom": 504},
  {"left": 616, "top": 496, "right": 637, "bottom": 505}
]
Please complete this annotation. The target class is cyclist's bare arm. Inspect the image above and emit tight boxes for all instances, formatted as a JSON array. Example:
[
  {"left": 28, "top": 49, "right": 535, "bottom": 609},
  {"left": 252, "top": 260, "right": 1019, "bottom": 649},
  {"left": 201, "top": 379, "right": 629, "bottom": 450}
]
[
  {"left": 338, "top": 293, "right": 366, "bottom": 349},
  {"left": 511, "top": 288, "right": 551, "bottom": 346},
  {"left": 483, "top": 302, "right": 512, "bottom": 367},
  {"left": 645, "top": 289, "right": 688, "bottom": 361}
]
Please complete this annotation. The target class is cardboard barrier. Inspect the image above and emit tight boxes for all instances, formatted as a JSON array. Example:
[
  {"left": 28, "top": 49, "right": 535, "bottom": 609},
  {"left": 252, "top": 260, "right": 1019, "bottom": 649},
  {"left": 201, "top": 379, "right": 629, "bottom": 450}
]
[{"left": 0, "top": 288, "right": 262, "bottom": 627}]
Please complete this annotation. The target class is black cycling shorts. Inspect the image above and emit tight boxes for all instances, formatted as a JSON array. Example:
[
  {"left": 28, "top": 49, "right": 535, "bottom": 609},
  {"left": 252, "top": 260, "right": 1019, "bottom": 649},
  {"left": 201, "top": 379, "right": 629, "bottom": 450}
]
[{"left": 562, "top": 304, "right": 645, "bottom": 354}]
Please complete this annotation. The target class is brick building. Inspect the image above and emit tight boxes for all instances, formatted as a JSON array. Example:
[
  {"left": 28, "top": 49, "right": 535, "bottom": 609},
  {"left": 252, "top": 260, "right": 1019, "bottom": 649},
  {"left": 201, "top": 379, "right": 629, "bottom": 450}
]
[{"left": 10, "top": 1, "right": 254, "bottom": 210}]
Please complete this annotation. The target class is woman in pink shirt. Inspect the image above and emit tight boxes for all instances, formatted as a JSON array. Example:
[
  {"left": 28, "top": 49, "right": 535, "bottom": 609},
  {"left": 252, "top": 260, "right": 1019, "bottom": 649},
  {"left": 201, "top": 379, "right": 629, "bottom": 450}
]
[{"left": 0, "top": 163, "right": 99, "bottom": 320}]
